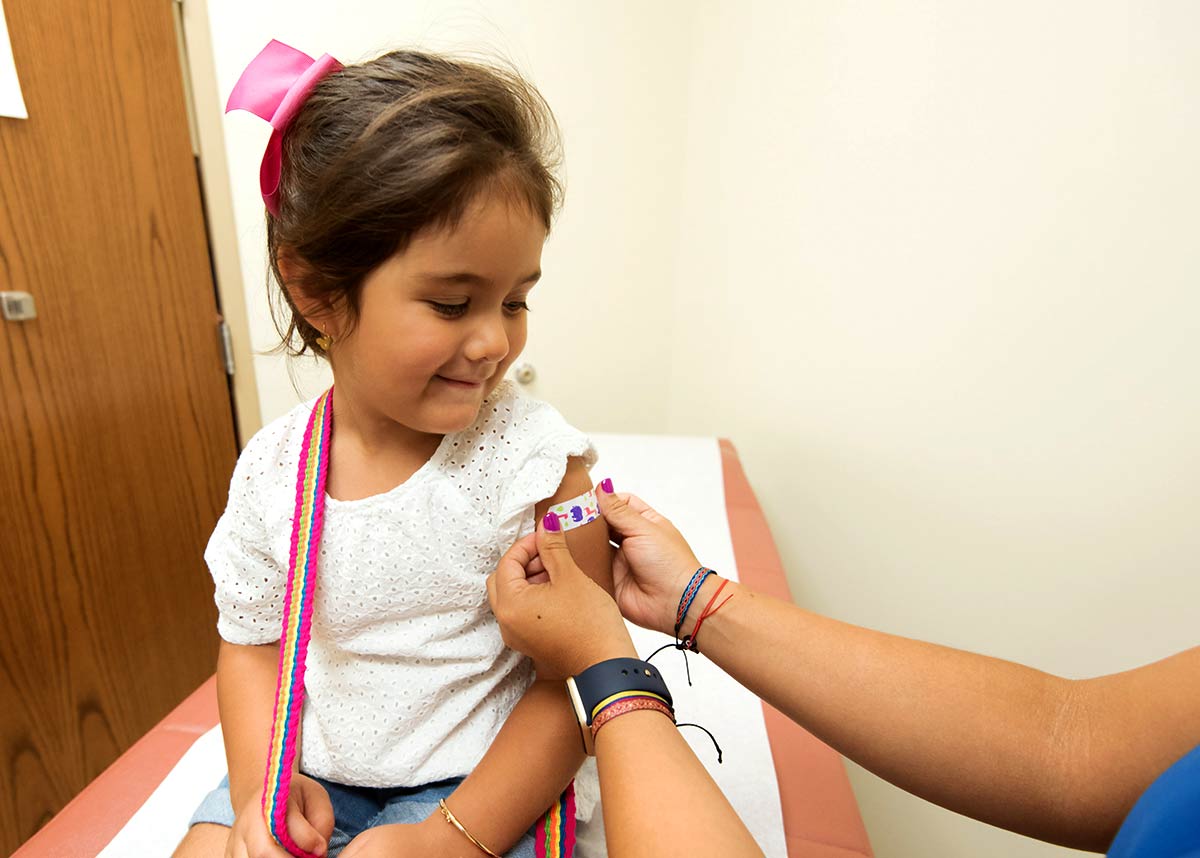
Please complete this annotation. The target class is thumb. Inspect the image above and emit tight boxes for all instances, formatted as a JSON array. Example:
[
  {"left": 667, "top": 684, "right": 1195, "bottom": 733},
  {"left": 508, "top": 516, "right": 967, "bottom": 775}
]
[
  {"left": 488, "top": 532, "right": 537, "bottom": 611},
  {"left": 497, "top": 532, "right": 538, "bottom": 588},
  {"left": 536, "top": 512, "right": 580, "bottom": 581},
  {"left": 595, "top": 480, "right": 649, "bottom": 539},
  {"left": 285, "top": 799, "right": 327, "bottom": 857}
]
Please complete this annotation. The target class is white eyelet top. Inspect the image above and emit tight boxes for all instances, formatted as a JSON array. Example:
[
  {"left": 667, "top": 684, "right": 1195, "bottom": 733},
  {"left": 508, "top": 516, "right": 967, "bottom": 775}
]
[{"left": 205, "top": 380, "right": 596, "bottom": 787}]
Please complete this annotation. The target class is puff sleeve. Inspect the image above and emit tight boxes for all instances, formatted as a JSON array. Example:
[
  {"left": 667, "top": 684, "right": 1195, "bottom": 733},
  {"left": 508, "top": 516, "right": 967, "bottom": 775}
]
[
  {"left": 495, "top": 394, "right": 598, "bottom": 537},
  {"left": 204, "top": 430, "right": 290, "bottom": 646}
]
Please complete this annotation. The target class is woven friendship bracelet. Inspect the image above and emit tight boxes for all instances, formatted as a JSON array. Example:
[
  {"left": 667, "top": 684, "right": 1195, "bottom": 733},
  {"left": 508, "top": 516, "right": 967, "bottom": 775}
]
[
  {"left": 674, "top": 567, "right": 715, "bottom": 635},
  {"left": 591, "top": 696, "right": 675, "bottom": 739}
]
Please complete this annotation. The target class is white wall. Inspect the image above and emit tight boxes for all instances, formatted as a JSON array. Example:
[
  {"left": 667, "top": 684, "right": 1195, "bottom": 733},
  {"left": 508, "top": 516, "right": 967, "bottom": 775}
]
[{"left": 201, "top": 3, "right": 1200, "bottom": 856}]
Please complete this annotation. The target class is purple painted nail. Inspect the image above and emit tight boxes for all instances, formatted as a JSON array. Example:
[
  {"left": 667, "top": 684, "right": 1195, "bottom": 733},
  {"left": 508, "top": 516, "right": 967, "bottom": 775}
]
[
  {"left": 600, "top": 478, "right": 614, "bottom": 494},
  {"left": 542, "top": 512, "right": 561, "bottom": 532}
]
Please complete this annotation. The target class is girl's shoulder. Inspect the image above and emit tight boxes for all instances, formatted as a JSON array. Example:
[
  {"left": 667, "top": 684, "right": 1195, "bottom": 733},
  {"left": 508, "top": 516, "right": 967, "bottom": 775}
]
[
  {"left": 442, "top": 380, "right": 596, "bottom": 523},
  {"left": 452, "top": 380, "right": 593, "bottom": 461},
  {"left": 227, "top": 395, "right": 319, "bottom": 499}
]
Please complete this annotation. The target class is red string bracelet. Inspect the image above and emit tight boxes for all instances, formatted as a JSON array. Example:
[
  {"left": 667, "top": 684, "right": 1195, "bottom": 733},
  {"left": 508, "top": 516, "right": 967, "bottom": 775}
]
[{"left": 682, "top": 578, "right": 734, "bottom": 653}]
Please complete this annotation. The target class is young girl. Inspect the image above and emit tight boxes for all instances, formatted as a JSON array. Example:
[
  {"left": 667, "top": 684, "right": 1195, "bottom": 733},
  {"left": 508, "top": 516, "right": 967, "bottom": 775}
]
[{"left": 172, "top": 41, "right": 611, "bottom": 858}]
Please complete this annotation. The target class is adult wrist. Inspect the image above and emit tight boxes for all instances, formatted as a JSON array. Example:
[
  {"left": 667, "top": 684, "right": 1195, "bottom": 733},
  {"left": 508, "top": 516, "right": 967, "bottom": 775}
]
[
  {"left": 566, "top": 657, "right": 674, "bottom": 755},
  {"left": 659, "top": 560, "right": 706, "bottom": 636},
  {"left": 672, "top": 565, "right": 720, "bottom": 639},
  {"left": 678, "top": 574, "right": 728, "bottom": 640}
]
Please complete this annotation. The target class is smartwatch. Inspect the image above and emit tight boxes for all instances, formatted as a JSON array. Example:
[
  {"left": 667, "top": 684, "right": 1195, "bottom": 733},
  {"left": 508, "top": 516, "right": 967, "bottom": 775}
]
[{"left": 566, "top": 658, "right": 673, "bottom": 755}]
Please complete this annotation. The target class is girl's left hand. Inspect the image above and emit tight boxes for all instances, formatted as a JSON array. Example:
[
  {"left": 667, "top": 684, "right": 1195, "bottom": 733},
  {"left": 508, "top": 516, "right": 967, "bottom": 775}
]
[{"left": 339, "top": 816, "right": 457, "bottom": 857}]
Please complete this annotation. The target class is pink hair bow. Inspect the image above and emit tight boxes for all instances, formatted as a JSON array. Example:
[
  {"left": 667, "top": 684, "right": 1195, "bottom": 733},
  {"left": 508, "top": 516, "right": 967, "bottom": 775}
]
[{"left": 225, "top": 40, "right": 342, "bottom": 216}]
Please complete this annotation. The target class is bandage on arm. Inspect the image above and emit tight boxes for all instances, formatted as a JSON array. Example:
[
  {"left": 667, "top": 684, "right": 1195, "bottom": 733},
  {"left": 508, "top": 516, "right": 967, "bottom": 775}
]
[{"left": 546, "top": 489, "right": 601, "bottom": 532}]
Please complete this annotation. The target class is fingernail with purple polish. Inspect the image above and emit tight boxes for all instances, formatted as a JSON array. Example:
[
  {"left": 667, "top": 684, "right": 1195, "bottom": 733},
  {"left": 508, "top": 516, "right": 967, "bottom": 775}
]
[
  {"left": 542, "top": 512, "right": 561, "bottom": 532},
  {"left": 600, "top": 478, "right": 614, "bottom": 494}
]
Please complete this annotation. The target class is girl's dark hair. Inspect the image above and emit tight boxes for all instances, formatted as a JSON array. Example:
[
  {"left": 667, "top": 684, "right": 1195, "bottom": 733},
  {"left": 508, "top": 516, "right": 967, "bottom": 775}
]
[{"left": 266, "top": 50, "right": 563, "bottom": 357}]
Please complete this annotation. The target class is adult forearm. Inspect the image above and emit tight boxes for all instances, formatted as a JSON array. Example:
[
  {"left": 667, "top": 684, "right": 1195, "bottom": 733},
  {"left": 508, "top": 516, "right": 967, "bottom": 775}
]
[
  {"left": 443, "top": 679, "right": 584, "bottom": 853},
  {"left": 685, "top": 581, "right": 1103, "bottom": 849},
  {"left": 217, "top": 639, "right": 286, "bottom": 811},
  {"left": 595, "top": 709, "right": 762, "bottom": 857}
]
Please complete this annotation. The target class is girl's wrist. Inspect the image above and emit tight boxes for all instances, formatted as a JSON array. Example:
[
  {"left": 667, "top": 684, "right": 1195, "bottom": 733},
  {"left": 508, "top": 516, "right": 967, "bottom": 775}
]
[
  {"left": 574, "top": 633, "right": 638, "bottom": 677},
  {"left": 418, "top": 811, "right": 464, "bottom": 857}
]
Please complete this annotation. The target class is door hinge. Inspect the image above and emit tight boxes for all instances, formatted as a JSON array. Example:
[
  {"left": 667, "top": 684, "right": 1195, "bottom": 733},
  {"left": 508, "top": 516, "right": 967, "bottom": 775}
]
[{"left": 218, "top": 320, "right": 236, "bottom": 376}]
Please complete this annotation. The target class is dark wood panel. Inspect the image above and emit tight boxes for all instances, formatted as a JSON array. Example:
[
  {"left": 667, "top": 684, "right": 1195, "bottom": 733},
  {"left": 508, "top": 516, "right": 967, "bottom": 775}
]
[{"left": 0, "top": 0, "right": 238, "bottom": 851}]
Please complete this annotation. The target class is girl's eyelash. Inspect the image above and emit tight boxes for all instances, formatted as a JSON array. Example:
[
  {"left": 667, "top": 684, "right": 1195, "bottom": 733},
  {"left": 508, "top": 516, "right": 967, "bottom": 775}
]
[
  {"left": 428, "top": 300, "right": 531, "bottom": 317},
  {"left": 430, "top": 301, "right": 468, "bottom": 318}
]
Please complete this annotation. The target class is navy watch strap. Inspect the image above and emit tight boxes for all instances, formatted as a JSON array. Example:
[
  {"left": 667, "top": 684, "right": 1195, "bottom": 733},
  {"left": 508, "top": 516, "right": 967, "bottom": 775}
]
[{"left": 572, "top": 658, "right": 673, "bottom": 726}]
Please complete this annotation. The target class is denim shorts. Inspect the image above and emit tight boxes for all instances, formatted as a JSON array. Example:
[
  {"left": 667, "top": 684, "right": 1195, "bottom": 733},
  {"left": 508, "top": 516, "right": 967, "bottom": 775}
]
[{"left": 189, "top": 773, "right": 536, "bottom": 858}]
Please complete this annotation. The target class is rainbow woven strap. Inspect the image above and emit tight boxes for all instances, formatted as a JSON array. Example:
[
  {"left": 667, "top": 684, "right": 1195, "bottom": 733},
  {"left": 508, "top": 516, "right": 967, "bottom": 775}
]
[
  {"left": 537, "top": 781, "right": 577, "bottom": 858},
  {"left": 263, "top": 388, "right": 332, "bottom": 858},
  {"left": 264, "top": 388, "right": 576, "bottom": 858}
]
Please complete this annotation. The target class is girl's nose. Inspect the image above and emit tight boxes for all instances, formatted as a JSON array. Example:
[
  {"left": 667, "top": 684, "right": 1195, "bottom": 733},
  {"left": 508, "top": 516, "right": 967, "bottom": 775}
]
[{"left": 464, "top": 313, "right": 510, "bottom": 364}]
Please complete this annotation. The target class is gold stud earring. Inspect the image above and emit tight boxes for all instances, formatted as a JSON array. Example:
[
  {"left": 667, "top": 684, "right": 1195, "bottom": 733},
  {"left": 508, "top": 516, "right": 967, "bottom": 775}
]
[{"left": 316, "top": 329, "right": 333, "bottom": 351}]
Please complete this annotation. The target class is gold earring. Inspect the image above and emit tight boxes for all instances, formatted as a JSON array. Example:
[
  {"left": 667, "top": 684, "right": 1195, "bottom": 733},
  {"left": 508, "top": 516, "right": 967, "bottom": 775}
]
[{"left": 316, "top": 329, "right": 333, "bottom": 350}]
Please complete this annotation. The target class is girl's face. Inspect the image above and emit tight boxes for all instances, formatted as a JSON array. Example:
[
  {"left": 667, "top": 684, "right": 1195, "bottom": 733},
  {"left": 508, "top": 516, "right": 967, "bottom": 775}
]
[{"left": 328, "top": 190, "right": 547, "bottom": 437}]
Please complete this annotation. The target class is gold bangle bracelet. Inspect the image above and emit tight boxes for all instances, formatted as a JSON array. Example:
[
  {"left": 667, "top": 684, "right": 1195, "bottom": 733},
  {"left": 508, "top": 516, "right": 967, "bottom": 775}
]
[{"left": 437, "top": 798, "right": 502, "bottom": 858}]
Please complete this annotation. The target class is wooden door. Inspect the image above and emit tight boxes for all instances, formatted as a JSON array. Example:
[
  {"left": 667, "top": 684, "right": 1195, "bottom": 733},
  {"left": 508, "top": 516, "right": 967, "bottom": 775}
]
[{"left": 0, "top": 0, "right": 238, "bottom": 851}]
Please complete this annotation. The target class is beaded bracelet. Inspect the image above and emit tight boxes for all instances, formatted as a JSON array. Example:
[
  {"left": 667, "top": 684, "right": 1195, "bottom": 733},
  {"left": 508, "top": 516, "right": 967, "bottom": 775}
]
[{"left": 438, "top": 799, "right": 502, "bottom": 858}]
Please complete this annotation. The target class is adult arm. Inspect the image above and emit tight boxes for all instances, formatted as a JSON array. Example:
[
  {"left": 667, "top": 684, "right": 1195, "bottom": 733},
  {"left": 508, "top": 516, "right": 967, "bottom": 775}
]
[{"left": 598, "top": 484, "right": 1200, "bottom": 852}]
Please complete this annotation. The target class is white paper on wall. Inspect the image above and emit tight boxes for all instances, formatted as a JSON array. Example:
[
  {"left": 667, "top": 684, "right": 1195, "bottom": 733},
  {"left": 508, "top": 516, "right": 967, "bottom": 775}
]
[{"left": 0, "top": 0, "right": 28, "bottom": 120}]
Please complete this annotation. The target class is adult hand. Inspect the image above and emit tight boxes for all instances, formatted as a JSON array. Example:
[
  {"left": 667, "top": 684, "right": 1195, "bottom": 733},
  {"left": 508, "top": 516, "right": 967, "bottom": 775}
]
[
  {"left": 595, "top": 480, "right": 705, "bottom": 637},
  {"left": 226, "top": 775, "right": 332, "bottom": 858},
  {"left": 487, "top": 513, "right": 636, "bottom": 678}
]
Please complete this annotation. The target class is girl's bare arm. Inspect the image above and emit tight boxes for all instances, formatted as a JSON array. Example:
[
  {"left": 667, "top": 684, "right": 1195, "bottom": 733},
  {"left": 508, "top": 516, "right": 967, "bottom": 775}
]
[{"left": 435, "top": 458, "right": 611, "bottom": 852}]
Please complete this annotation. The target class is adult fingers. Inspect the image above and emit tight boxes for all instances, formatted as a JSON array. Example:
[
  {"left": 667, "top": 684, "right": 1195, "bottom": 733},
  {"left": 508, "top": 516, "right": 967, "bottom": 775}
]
[
  {"left": 535, "top": 512, "right": 582, "bottom": 582},
  {"left": 596, "top": 482, "right": 658, "bottom": 539},
  {"left": 493, "top": 532, "right": 538, "bottom": 591}
]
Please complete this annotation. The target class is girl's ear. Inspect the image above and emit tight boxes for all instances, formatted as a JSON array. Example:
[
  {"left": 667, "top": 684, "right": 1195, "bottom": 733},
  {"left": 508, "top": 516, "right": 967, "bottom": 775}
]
[{"left": 277, "top": 248, "right": 338, "bottom": 332}]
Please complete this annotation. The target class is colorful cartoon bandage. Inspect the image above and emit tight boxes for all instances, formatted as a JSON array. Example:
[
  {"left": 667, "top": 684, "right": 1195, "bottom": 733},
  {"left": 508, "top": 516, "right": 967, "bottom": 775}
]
[{"left": 548, "top": 489, "right": 601, "bottom": 532}]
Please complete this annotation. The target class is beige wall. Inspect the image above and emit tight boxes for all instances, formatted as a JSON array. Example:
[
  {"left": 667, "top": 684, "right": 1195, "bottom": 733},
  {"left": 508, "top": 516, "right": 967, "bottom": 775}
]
[
  {"left": 662, "top": 3, "right": 1200, "bottom": 856},
  {"left": 199, "top": 3, "right": 1200, "bottom": 856}
]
